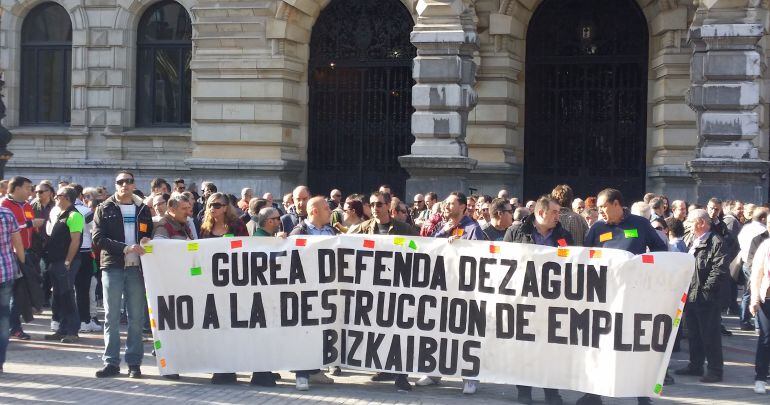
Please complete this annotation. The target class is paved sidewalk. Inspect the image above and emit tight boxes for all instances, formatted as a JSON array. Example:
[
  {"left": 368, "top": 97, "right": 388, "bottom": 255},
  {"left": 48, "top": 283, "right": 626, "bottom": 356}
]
[{"left": 0, "top": 311, "right": 767, "bottom": 404}]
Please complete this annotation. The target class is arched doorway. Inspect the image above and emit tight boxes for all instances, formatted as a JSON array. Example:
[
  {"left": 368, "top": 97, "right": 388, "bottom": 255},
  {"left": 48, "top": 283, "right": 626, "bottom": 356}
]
[
  {"left": 307, "top": 0, "right": 415, "bottom": 197},
  {"left": 523, "top": 0, "right": 648, "bottom": 200}
]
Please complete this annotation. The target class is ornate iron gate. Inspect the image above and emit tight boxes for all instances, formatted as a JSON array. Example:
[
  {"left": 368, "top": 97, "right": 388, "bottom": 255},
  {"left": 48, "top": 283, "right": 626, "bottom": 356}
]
[
  {"left": 308, "top": 0, "right": 415, "bottom": 198},
  {"left": 524, "top": 0, "right": 649, "bottom": 200}
]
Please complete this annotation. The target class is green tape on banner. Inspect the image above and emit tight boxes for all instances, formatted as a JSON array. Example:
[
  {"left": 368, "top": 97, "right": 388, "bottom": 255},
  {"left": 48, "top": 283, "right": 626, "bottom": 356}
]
[
  {"left": 624, "top": 228, "right": 639, "bottom": 238},
  {"left": 223, "top": 233, "right": 234, "bottom": 238},
  {"left": 673, "top": 318, "right": 680, "bottom": 327},
  {"left": 154, "top": 340, "right": 162, "bottom": 350},
  {"left": 190, "top": 267, "right": 202, "bottom": 276},
  {"left": 408, "top": 240, "right": 418, "bottom": 250},
  {"left": 654, "top": 384, "right": 662, "bottom": 394}
]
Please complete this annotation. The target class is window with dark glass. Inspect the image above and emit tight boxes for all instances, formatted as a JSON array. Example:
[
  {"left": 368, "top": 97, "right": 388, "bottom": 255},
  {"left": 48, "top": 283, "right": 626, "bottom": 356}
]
[
  {"left": 136, "top": 1, "right": 192, "bottom": 127},
  {"left": 20, "top": 3, "right": 72, "bottom": 125}
]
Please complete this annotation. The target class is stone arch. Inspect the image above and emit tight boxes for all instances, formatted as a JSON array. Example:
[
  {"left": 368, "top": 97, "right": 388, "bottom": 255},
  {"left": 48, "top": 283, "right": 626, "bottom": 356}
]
[
  {"left": 480, "top": 0, "right": 697, "bottom": 195},
  {"left": 112, "top": 0, "right": 195, "bottom": 130},
  {"left": 271, "top": 0, "right": 418, "bottom": 46},
  {"left": 0, "top": 0, "right": 87, "bottom": 127}
]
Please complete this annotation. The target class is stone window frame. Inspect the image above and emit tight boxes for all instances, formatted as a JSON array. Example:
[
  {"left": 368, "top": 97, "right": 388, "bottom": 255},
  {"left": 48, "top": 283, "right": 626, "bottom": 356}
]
[
  {"left": 0, "top": 0, "right": 85, "bottom": 130},
  {"left": 115, "top": 0, "right": 195, "bottom": 134},
  {"left": 133, "top": 0, "right": 193, "bottom": 128}
]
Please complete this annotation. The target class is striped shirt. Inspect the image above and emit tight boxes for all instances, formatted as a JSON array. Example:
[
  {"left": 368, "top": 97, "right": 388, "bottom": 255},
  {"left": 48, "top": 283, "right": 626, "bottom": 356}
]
[{"left": 0, "top": 206, "right": 20, "bottom": 284}]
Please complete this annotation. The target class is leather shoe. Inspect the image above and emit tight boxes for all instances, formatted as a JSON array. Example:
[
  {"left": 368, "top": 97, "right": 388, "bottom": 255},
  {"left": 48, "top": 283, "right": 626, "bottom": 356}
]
[
  {"left": 371, "top": 372, "right": 397, "bottom": 382},
  {"left": 211, "top": 373, "right": 237, "bottom": 384},
  {"left": 95, "top": 364, "right": 120, "bottom": 378},
  {"left": 128, "top": 365, "right": 142, "bottom": 379},
  {"left": 576, "top": 394, "right": 603, "bottom": 405},
  {"left": 250, "top": 372, "right": 276, "bottom": 387},
  {"left": 700, "top": 375, "right": 722, "bottom": 383},
  {"left": 394, "top": 375, "right": 412, "bottom": 391},
  {"left": 674, "top": 366, "right": 703, "bottom": 376}
]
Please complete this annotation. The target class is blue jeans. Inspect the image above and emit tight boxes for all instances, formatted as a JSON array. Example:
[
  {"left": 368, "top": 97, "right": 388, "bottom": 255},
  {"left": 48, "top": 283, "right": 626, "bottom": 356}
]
[
  {"left": 48, "top": 258, "right": 80, "bottom": 335},
  {"left": 0, "top": 281, "right": 12, "bottom": 365},
  {"left": 740, "top": 263, "right": 754, "bottom": 326},
  {"left": 9, "top": 296, "right": 21, "bottom": 332},
  {"left": 102, "top": 266, "right": 145, "bottom": 367},
  {"left": 756, "top": 300, "right": 770, "bottom": 381}
]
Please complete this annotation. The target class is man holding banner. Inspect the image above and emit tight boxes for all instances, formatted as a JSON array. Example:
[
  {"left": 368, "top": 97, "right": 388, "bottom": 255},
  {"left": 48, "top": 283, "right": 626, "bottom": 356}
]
[
  {"left": 92, "top": 170, "right": 153, "bottom": 379},
  {"left": 580, "top": 188, "right": 667, "bottom": 405},
  {"left": 350, "top": 191, "right": 418, "bottom": 391},
  {"left": 288, "top": 195, "right": 337, "bottom": 390},
  {"left": 504, "top": 195, "right": 571, "bottom": 405},
  {"left": 418, "top": 191, "right": 486, "bottom": 394},
  {"left": 248, "top": 206, "right": 285, "bottom": 387}
]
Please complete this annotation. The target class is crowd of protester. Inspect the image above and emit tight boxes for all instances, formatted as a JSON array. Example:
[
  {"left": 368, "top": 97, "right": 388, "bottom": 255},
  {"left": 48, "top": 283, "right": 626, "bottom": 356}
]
[{"left": 0, "top": 172, "right": 769, "bottom": 404}]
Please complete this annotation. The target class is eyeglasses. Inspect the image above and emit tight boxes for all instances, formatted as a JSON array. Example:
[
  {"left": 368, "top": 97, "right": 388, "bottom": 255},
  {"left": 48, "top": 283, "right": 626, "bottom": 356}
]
[
  {"left": 116, "top": 178, "right": 135, "bottom": 186},
  {"left": 54, "top": 193, "right": 66, "bottom": 199},
  {"left": 370, "top": 202, "right": 384, "bottom": 208},
  {"left": 35, "top": 189, "right": 50, "bottom": 194},
  {"left": 209, "top": 203, "right": 226, "bottom": 209}
]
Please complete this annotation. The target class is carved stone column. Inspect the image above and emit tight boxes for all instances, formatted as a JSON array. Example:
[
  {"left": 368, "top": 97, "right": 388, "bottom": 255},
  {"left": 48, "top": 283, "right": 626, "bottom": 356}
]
[
  {"left": 399, "top": 0, "right": 479, "bottom": 197},
  {"left": 687, "top": 0, "right": 770, "bottom": 203}
]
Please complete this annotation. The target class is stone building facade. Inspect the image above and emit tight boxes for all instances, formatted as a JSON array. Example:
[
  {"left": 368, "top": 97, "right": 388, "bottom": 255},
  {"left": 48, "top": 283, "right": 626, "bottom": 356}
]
[{"left": 0, "top": 0, "right": 768, "bottom": 202}]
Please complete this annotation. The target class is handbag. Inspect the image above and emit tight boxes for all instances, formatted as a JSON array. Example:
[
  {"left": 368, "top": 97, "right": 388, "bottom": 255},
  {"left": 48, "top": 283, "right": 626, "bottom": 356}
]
[{"left": 729, "top": 254, "right": 744, "bottom": 284}]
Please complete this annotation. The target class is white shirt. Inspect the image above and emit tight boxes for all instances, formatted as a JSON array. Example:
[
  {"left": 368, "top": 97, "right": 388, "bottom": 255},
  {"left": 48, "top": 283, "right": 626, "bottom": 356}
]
[
  {"left": 74, "top": 200, "right": 93, "bottom": 250},
  {"left": 120, "top": 204, "right": 139, "bottom": 266},
  {"left": 738, "top": 221, "right": 766, "bottom": 262},
  {"left": 752, "top": 238, "right": 770, "bottom": 303}
]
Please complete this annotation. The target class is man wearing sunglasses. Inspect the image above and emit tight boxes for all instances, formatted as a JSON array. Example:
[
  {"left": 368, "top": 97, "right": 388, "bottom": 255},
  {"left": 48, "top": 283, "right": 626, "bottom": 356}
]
[
  {"left": 349, "top": 191, "right": 417, "bottom": 390},
  {"left": 92, "top": 170, "right": 153, "bottom": 379},
  {"left": 43, "top": 186, "right": 83, "bottom": 344}
]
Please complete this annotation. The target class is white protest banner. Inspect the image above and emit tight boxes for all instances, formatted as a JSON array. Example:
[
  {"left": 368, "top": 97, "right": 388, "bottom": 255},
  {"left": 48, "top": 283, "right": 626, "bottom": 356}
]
[{"left": 140, "top": 235, "right": 694, "bottom": 397}]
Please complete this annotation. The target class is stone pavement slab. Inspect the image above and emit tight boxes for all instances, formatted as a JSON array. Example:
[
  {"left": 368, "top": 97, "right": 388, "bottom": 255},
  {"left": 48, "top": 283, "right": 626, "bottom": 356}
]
[{"left": 0, "top": 311, "right": 768, "bottom": 404}]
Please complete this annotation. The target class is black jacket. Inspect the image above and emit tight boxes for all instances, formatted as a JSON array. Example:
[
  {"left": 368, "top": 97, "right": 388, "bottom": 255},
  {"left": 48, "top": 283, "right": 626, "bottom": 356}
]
[
  {"left": 503, "top": 214, "right": 575, "bottom": 247},
  {"left": 92, "top": 194, "right": 153, "bottom": 269},
  {"left": 688, "top": 231, "right": 729, "bottom": 304},
  {"left": 747, "top": 230, "right": 769, "bottom": 273},
  {"left": 13, "top": 252, "right": 44, "bottom": 322}
]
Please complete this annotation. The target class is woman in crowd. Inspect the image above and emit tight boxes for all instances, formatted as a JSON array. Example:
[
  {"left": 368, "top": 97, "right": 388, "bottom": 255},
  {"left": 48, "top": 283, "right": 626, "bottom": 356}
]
[
  {"left": 336, "top": 199, "right": 364, "bottom": 233},
  {"left": 199, "top": 192, "right": 248, "bottom": 384},
  {"left": 200, "top": 193, "right": 248, "bottom": 239}
]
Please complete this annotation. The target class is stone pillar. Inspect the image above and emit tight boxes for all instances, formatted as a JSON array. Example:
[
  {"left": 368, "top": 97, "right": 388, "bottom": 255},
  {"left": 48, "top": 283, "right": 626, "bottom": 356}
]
[
  {"left": 687, "top": 1, "right": 770, "bottom": 203},
  {"left": 399, "top": 0, "right": 479, "bottom": 198}
]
